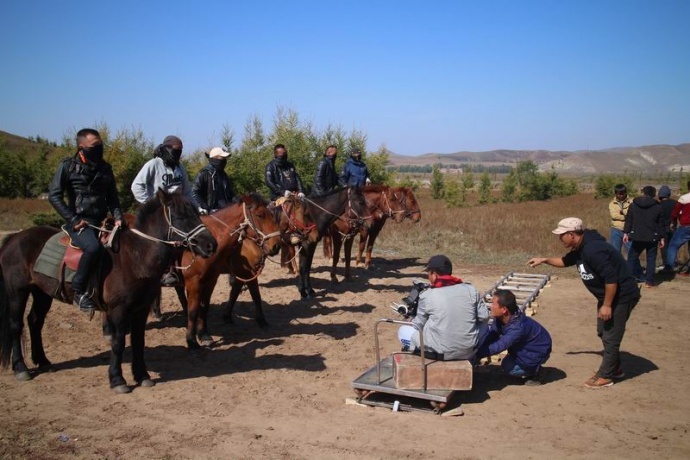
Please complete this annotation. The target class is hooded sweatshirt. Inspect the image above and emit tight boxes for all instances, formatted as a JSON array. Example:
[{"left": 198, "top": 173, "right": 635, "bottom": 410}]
[{"left": 623, "top": 195, "right": 663, "bottom": 242}]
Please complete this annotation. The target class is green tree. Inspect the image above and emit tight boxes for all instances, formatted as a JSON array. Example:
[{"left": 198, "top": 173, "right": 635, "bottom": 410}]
[
  {"left": 431, "top": 164, "right": 445, "bottom": 199},
  {"left": 367, "top": 145, "right": 393, "bottom": 184},
  {"left": 444, "top": 177, "right": 463, "bottom": 208},
  {"left": 478, "top": 172, "right": 492, "bottom": 204},
  {"left": 462, "top": 171, "right": 475, "bottom": 192},
  {"left": 594, "top": 174, "right": 636, "bottom": 199},
  {"left": 501, "top": 169, "right": 518, "bottom": 202}
]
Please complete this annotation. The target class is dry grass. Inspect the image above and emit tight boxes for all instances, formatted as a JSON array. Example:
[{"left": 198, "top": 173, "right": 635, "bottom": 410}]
[
  {"left": 0, "top": 198, "right": 53, "bottom": 231},
  {"left": 375, "top": 190, "right": 611, "bottom": 269}
]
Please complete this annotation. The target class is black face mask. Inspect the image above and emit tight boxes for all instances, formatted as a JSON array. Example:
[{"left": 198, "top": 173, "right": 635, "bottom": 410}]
[
  {"left": 161, "top": 145, "right": 182, "bottom": 167},
  {"left": 210, "top": 158, "right": 227, "bottom": 170},
  {"left": 80, "top": 144, "right": 104, "bottom": 164},
  {"left": 275, "top": 154, "right": 288, "bottom": 166},
  {"left": 351, "top": 154, "right": 362, "bottom": 162}
]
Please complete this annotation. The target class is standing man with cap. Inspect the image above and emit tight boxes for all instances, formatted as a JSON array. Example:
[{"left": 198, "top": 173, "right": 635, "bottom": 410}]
[
  {"left": 311, "top": 145, "right": 344, "bottom": 197},
  {"left": 340, "top": 147, "right": 372, "bottom": 187},
  {"left": 528, "top": 217, "right": 640, "bottom": 388},
  {"left": 131, "top": 135, "right": 197, "bottom": 286},
  {"left": 192, "top": 146, "right": 238, "bottom": 214},
  {"left": 265, "top": 144, "right": 305, "bottom": 202},
  {"left": 398, "top": 254, "right": 489, "bottom": 361}
]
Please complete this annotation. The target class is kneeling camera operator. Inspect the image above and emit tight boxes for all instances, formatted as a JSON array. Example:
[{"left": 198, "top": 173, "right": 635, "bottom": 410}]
[{"left": 397, "top": 254, "right": 489, "bottom": 361}]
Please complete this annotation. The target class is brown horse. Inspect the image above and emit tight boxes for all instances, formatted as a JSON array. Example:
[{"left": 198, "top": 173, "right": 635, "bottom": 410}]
[
  {"left": 222, "top": 194, "right": 309, "bottom": 324},
  {"left": 296, "top": 187, "right": 369, "bottom": 299},
  {"left": 179, "top": 194, "right": 282, "bottom": 349},
  {"left": 355, "top": 186, "right": 421, "bottom": 269},
  {"left": 323, "top": 186, "right": 422, "bottom": 280},
  {"left": 0, "top": 190, "right": 217, "bottom": 393}
]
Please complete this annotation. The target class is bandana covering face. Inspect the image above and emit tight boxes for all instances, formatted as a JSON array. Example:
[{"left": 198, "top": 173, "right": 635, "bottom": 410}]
[{"left": 80, "top": 144, "right": 104, "bottom": 164}]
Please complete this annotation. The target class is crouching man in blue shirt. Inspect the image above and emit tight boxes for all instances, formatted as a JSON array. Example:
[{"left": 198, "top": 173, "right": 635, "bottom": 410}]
[{"left": 476, "top": 289, "right": 552, "bottom": 386}]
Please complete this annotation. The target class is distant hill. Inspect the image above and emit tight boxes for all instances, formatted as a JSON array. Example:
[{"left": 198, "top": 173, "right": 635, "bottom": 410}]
[
  {"left": 388, "top": 143, "right": 690, "bottom": 174},
  {"left": 0, "top": 130, "right": 62, "bottom": 159}
]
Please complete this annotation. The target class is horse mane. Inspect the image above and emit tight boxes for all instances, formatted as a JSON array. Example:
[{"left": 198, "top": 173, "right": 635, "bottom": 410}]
[
  {"left": 239, "top": 193, "right": 270, "bottom": 208},
  {"left": 0, "top": 232, "right": 19, "bottom": 252},
  {"left": 135, "top": 190, "right": 188, "bottom": 228}
]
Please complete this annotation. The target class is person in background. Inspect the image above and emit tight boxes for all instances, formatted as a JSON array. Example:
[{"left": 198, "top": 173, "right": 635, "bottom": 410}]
[
  {"left": 475, "top": 289, "right": 552, "bottom": 386},
  {"left": 608, "top": 184, "right": 633, "bottom": 253},
  {"left": 623, "top": 186, "right": 664, "bottom": 288},
  {"left": 528, "top": 217, "right": 640, "bottom": 388},
  {"left": 48, "top": 128, "right": 123, "bottom": 313},
  {"left": 311, "top": 145, "right": 344, "bottom": 197},
  {"left": 192, "top": 146, "right": 238, "bottom": 214},
  {"left": 131, "top": 135, "right": 196, "bottom": 286},
  {"left": 265, "top": 144, "right": 305, "bottom": 202},
  {"left": 657, "top": 185, "right": 677, "bottom": 271},
  {"left": 340, "top": 147, "right": 372, "bottom": 187},
  {"left": 664, "top": 180, "right": 690, "bottom": 275}
]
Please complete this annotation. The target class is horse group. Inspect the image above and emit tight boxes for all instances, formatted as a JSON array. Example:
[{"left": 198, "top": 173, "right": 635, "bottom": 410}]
[{"left": 0, "top": 186, "right": 420, "bottom": 392}]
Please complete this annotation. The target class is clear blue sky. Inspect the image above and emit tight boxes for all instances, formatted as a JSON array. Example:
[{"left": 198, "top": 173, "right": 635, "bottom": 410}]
[{"left": 1, "top": 0, "right": 688, "bottom": 155}]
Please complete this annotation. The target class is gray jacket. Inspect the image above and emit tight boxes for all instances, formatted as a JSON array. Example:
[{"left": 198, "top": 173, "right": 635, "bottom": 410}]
[
  {"left": 131, "top": 157, "right": 196, "bottom": 204},
  {"left": 410, "top": 282, "right": 489, "bottom": 360}
]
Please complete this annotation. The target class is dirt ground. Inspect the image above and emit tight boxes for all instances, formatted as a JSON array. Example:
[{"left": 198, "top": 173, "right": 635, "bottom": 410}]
[{"left": 1, "top": 252, "right": 689, "bottom": 459}]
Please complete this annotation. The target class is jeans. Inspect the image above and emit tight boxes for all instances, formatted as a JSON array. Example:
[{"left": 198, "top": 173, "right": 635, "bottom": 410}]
[
  {"left": 67, "top": 225, "right": 103, "bottom": 293},
  {"left": 610, "top": 228, "right": 642, "bottom": 276},
  {"left": 501, "top": 354, "right": 529, "bottom": 377},
  {"left": 666, "top": 226, "right": 690, "bottom": 269},
  {"left": 596, "top": 295, "right": 639, "bottom": 379},
  {"left": 628, "top": 241, "right": 657, "bottom": 285}
]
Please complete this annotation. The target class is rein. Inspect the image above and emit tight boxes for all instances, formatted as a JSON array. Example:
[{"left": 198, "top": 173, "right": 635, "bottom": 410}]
[{"left": 129, "top": 203, "right": 208, "bottom": 250}]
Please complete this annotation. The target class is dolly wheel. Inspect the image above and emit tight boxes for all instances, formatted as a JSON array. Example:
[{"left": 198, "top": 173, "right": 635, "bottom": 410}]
[
  {"left": 430, "top": 401, "right": 446, "bottom": 414},
  {"left": 354, "top": 389, "right": 370, "bottom": 400}
]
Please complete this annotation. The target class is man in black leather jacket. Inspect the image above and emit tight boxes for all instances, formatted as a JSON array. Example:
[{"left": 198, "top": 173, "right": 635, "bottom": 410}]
[
  {"left": 192, "top": 146, "right": 239, "bottom": 214},
  {"left": 265, "top": 144, "right": 305, "bottom": 201},
  {"left": 311, "top": 145, "right": 344, "bottom": 197},
  {"left": 48, "top": 128, "right": 123, "bottom": 313}
]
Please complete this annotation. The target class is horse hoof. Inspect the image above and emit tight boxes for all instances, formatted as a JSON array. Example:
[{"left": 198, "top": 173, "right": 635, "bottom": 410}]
[
  {"left": 138, "top": 379, "right": 155, "bottom": 388},
  {"left": 103, "top": 334, "right": 112, "bottom": 342},
  {"left": 199, "top": 338, "right": 214, "bottom": 347},
  {"left": 37, "top": 363, "right": 55, "bottom": 374},
  {"left": 112, "top": 384, "right": 132, "bottom": 394},
  {"left": 15, "top": 371, "right": 32, "bottom": 381}
]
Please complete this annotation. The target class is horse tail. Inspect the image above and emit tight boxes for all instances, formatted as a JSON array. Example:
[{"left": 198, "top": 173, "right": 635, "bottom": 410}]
[
  {"left": 322, "top": 235, "right": 333, "bottom": 259},
  {"left": 0, "top": 259, "right": 12, "bottom": 368}
]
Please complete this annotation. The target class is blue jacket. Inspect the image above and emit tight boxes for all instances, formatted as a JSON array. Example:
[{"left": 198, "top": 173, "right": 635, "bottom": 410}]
[
  {"left": 340, "top": 158, "right": 370, "bottom": 187},
  {"left": 476, "top": 312, "right": 552, "bottom": 375}
]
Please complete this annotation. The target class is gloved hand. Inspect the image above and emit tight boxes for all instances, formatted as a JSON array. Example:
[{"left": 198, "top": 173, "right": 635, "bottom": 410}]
[
  {"left": 198, "top": 207, "right": 208, "bottom": 215},
  {"left": 114, "top": 219, "right": 124, "bottom": 229},
  {"left": 298, "top": 192, "right": 305, "bottom": 199},
  {"left": 284, "top": 190, "right": 292, "bottom": 198},
  {"left": 72, "top": 219, "right": 88, "bottom": 231},
  {"left": 365, "top": 178, "right": 372, "bottom": 185}
]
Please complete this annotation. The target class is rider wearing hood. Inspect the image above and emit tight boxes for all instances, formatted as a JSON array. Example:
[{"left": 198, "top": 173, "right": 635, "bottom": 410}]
[
  {"left": 131, "top": 135, "right": 197, "bottom": 205},
  {"left": 623, "top": 185, "right": 665, "bottom": 287},
  {"left": 340, "top": 147, "right": 372, "bottom": 187},
  {"left": 311, "top": 145, "right": 345, "bottom": 197},
  {"left": 265, "top": 144, "right": 305, "bottom": 201},
  {"left": 192, "top": 147, "right": 239, "bottom": 214}
]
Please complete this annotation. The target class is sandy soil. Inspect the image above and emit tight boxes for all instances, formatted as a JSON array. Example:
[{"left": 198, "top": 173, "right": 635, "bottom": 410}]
[{"left": 1, "top": 253, "right": 689, "bottom": 459}]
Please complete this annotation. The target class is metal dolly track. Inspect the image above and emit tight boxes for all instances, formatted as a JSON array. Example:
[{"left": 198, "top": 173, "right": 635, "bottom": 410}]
[{"left": 482, "top": 272, "right": 550, "bottom": 313}]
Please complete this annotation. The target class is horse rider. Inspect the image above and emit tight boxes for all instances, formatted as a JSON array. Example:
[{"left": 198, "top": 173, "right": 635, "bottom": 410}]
[
  {"left": 265, "top": 144, "right": 305, "bottom": 202},
  {"left": 192, "top": 146, "right": 239, "bottom": 214},
  {"left": 311, "top": 144, "right": 345, "bottom": 197},
  {"left": 131, "top": 135, "right": 198, "bottom": 286},
  {"left": 48, "top": 128, "right": 123, "bottom": 313},
  {"left": 340, "top": 147, "right": 372, "bottom": 187}
]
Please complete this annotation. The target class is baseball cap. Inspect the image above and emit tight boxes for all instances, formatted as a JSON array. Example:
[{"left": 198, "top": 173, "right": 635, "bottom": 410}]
[
  {"left": 552, "top": 217, "right": 584, "bottom": 235},
  {"left": 658, "top": 185, "right": 671, "bottom": 198},
  {"left": 208, "top": 147, "right": 231, "bottom": 158},
  {"left": 423, "top": 254, "right": 452, "bottom": 275}
]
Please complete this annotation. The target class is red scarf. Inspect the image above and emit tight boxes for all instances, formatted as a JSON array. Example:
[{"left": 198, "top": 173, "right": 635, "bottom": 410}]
[{"left": 432, "top": 274, "right": 463, "bottom": 288}]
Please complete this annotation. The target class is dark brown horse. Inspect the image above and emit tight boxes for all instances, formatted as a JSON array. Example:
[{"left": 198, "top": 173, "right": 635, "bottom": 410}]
[
  {"left": 297, "top": 187, "right": 369, "bottom": 299},
  {"left": 178, "top": 194, "right": 282, "bottom": 349},
  {"left": 323, "top": 185, "right": 409, "bottom": 281},
  {"left": 0, "top": 190, "right": 217, "bottom": 393}
]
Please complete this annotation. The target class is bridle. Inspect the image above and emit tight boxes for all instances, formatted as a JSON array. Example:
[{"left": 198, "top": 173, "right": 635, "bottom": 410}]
[
  {"left": 129, "top": 203, "right": 209, "bottom": 251},
  {"left": 396, "top": 189, "right": 421, "bottom": 220},
  {"left": 281, "top": 196, "right": 315, "bottom": 242},
  {"left": 208, "top": 202, "right": 282, "bottom": 282}
]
